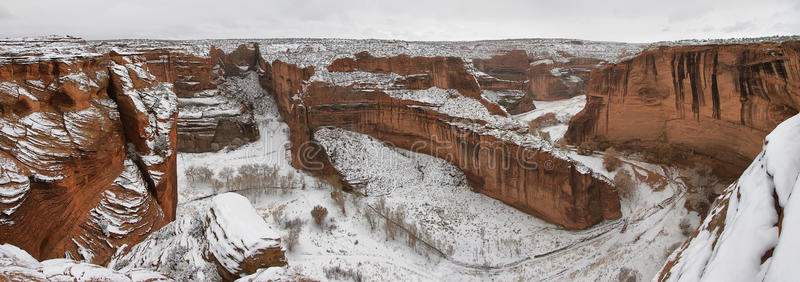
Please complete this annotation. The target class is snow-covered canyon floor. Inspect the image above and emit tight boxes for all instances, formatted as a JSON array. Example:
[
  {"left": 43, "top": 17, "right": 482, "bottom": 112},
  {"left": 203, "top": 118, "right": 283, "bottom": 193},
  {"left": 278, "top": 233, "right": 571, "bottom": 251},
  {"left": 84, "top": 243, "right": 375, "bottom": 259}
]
[{"left": 175, "top": 94, "right": 700, "bottom": 281}]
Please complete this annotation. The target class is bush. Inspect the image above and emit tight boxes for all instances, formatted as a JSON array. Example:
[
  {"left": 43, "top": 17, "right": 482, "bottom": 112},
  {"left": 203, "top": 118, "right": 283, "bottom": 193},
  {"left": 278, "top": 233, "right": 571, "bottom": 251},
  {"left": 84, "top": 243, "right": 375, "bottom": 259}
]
[
  {"left": 331, "top": 188, "right": 346, "bottom": 215},
  {"left": 679, "top": 218, "right": 693, "bottom": 236},
  {"left": 577, "top": 140, "right": 598, "bottom": 155},
  {"left": 323, "top": 265, "right": 363, "bottom": 282},
  {"left": 614, "top": 170, "right": 636, "bottom": 199},
  {"left": 311, "top": 205, "right": 328, "bottom": 227},
  {"left": 603, "top": 147, "right": 622, "bottom": 171},
  {"left": 365, "top": 210, "right": 377, "bottom": 231},
  {"left": 617, "top": 267, "right": 640, "bottom": 282},
  {"left": 185, "top": 166, "right": 214, "bottom": 184},
  {"left": 284, "top": 226, "right": 301, "bottom": 252},
  {"left": 152, "top": 134, "right": 170, "bottom": 157},
  {"left": 528, "top": 112, "right": 559, "bottom": 133}
]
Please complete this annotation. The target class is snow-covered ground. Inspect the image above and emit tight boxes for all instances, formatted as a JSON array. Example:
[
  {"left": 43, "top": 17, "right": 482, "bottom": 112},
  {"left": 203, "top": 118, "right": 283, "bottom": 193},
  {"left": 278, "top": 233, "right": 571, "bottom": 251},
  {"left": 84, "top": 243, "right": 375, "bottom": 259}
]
[
  {"left": 175, "top": 93, "right": 698, "bottom": 281},
  {"left": 513, "top": 94, "right": 587, "bottom": 142}
]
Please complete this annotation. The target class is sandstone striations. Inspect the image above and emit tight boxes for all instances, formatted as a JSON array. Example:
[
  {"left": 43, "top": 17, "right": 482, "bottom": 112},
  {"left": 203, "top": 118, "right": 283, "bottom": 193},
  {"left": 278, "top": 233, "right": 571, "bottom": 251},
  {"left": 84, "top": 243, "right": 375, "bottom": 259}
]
[
  {"left": 566, "top": 41, "right": 800, "bottom": 175},
  {"left": 140, "top": 45, "right": 261, "bottom": 153},
  {"left": 0, "top": 47, "right": 177, "bottom": 264},
  {"left": 269, "top": 57, "right": 620, "bottom": 229},
  {"left": 328, "top": 51, "right": 509, "bottom": 116},
  {"left": 473, "top": 50, "right": 604, "bottom": 114}
]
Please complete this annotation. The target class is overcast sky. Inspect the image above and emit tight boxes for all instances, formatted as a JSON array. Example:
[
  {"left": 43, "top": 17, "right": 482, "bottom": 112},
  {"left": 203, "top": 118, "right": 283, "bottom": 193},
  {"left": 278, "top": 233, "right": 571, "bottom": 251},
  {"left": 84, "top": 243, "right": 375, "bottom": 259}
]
[{"left": 1, "top": 0, "right": 798, "bottom": 43}]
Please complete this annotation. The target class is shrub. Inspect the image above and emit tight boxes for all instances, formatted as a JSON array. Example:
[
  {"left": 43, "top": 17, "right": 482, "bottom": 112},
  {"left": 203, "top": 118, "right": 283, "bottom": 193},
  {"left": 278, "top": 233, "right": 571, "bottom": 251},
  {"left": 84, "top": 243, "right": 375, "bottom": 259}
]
[
  {"left": 217, "top": 167, "right": 234, "bottom": 183},
  {"left": 528, "top": 112, "right": 559, "bottom": 133},
  {"left": 682, "top": 165, "right": 722, "bottom": 216},
  {"left": 365, "top": 210, "right": 377, "bottom": 231},
  {"left": 284, "top": 226, "right": 301, "bottom": 252},
  {"left": 679, "top": 218, "right": 693, "bottom": 236},
  {"left": 271, "top": 205, "right": 287, "bottom": 226},
  {"left": 331, "top": 188, "right": 346, "bottom": 215},
  {"left": 311, "top": 205, "right": 328, "bottom": 227},
  {"left": 283, "top": 217, "right": 303, "bottom": 230},
  {"left": 617, "top": 267, "right": 640, "bottom": 282},
  {"left": 577, "top": 140, "right": 598, "bottom": 155},
  {"left": 614, "top": 170, "right": 636, "bottom": 199},
  {"left": 557, "top": 138, "right": 569, "bottom": 151},
  {"left": 152, "top": 134, "right": 170, "bottom": 157},
  {"left": 323, "top": 265, "right": 363, "bottom": 282},
  {"left": 603, "top": 147, "right": 622, "bottom": 171},
  {"left": 185, "top": 166, "right": 214, "bottom": 184}
]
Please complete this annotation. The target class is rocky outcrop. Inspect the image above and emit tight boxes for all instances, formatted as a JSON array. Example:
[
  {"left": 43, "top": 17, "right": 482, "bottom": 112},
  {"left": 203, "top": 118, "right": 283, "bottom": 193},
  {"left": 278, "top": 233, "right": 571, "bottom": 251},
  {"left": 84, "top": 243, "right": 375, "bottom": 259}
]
[
  {"left": 473, "top": 50, "right": 604, "bottom": 114},
  {"left": 0, "top": 51, "right": 177, "bottom": 264},
  {"left": 657, "top": 113, "right": 800, "bottom": 281},
  {"left": 269, "top": 60, "right": 620, "bottom": 229},
  {"left": 140, "top": 45, "right": 262, "bottom": 153},
  {"left": 566, "top": 41, "right": 800, "bottom": 175},
  {"left": 0, "top": 243, "right": 169, "bottom": 281},
  {"left": 328, "top": 52, "right": 508, "bottom": 116},
  {"left": 109, "top": 193, "right": 286, "bottom": 281}
]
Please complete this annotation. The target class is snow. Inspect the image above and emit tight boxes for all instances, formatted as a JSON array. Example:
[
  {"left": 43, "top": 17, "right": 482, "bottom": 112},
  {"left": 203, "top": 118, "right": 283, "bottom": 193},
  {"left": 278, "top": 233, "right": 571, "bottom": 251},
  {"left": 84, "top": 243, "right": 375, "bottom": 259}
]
[
  {"left": 660, "top": 113, "right": 800, "bottom": 281},
  {"left": 0, "top": 243, "right": 170, "bottom": 281},
  {"left": 174, "top": 104, "right": 694, "bottom": 280},
  {"left": 205, "top": 193, "right": 282, "bottom": 275}
]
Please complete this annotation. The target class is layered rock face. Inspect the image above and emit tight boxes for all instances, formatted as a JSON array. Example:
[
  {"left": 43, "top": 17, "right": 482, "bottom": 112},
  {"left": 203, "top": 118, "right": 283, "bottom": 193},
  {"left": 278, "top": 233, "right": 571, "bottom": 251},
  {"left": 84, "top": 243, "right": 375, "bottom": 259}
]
[
  {"left": 0, "top": 243, "right": 169, "bottom": 281},
  {"left": 0, "top": 51, "right": 177, "bottom": 264},
  {"left": 473, "top": 50, "right": 604, "bottom": 114},
  {"left": 140, "top": 45, "right": 261, "bottom": 153},
  {"left": 269, "top": 59, "right": 620, "bottom": 229},
  {"left": 566, "top": 41, "right": 800, "bottom": 175},
  {"left": 328, "top": 51, "right": 508, "bottom": 116},
  {"left": 109, "top": 193, "right": 286, "bottom": 281}
]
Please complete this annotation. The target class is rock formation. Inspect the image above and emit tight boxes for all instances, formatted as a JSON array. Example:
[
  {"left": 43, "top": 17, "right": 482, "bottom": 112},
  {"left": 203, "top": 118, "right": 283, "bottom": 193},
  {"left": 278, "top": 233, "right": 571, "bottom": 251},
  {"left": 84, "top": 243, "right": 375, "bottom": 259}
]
[
  {"left": 473, "top": 50, "right": 605, "bottom": 114},
  {"left": 566, "top": 41, "right": 800, "bottom": 175},
  {"left": 109, "top": 193, "right": 286, "bottom": 281},
  {"left": 0, "top": 47, "right": 178, "bottom": 264},
  {"left": 0, "top": 243, "right": 169, "bottom": 281},
  {"left": 328, "top": 52, "right": 508, "bottom": 116},
  {"left": 269, "top": 58, "right": 620, "bottom": 229},
  {"left": 657, "top": 113, "right": 800, "bottom": 281},
  {"left": 140, "top": 45, "right": 262, "bottom": 153}
]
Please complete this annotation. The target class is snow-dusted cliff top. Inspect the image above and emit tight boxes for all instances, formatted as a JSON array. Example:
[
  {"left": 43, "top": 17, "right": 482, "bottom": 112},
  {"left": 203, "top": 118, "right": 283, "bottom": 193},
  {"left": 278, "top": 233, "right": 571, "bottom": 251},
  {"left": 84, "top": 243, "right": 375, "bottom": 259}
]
[{"left": 660, "top": 113, "right": 800, "bottom": 281}]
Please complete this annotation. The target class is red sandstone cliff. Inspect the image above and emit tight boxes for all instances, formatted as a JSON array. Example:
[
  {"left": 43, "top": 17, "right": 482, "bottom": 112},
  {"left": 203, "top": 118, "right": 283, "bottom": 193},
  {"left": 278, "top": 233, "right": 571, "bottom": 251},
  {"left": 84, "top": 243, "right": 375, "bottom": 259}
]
[
  {"left": 473, "top": 50, "right": 604, "bottom": 114},
  {"left": 0, "top": 51, "right": 178, "bottom": 264},
  {"left": 271, "top": 59, "right": 620, "bottom": 229},
  {"left": 566, "top": 41, "right": 800, "bottom": 175},
  {"left": 141, "top": 45, "right": 262, "bottom": 153},
  {"left": 328, "top": 52, "right": 509, "bottom": 117}
]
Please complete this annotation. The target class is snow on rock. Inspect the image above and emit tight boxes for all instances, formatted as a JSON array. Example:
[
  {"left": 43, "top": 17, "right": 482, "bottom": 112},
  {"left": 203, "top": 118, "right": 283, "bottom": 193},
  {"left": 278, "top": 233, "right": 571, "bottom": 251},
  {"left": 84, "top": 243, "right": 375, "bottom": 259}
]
[
  {"left": 108, "top": 54, "right": 179, "bottom": 219},
  {"left": 205, "top": 193, "right": 284, "bottom": 277},
  {"left": 0, "top": 243, "right": 170, "bottom": 281},
  {"left": 109, "top": 193, "right": 285, "bottom": 281},
  {"left": 658, "top": 113, "right": 800, "bottom": 281},
  {"left": 0, "top": 153, "right": 30, "bottom": 223}
]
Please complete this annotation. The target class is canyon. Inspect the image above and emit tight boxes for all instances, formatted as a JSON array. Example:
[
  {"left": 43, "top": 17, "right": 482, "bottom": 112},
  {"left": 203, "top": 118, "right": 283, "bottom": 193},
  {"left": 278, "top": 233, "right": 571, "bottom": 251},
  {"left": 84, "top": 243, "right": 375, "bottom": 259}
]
[
  {"left": 1, "top": 36, "right": 799, "bottom": 281},
  {"left": 566, "top": 41, "right": 800, "bottom": 176}
]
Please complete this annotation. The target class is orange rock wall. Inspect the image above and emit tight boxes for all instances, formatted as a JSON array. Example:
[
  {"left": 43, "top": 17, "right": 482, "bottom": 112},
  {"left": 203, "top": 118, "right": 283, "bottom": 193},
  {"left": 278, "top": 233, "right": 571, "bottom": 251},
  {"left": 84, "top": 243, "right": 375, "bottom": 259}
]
[
  {"left": 269, "top": 61, "right": 620, "bottom": 229},
  {"left": 567, "top": 42, "right": 800, "bottom": 174},
  {"left": 0, "top": 55, "right": 177, "bottom": 264}
]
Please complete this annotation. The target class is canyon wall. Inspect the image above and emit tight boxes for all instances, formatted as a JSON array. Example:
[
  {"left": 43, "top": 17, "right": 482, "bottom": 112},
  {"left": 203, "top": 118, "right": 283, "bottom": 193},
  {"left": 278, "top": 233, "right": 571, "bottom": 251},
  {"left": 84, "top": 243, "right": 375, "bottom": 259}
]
[
  {"left": 566, "top": 41, "right": 800, "bottom": 175},
  {"left": 0, "top": 52, "right": 177, "bottom": 264},
  {"left": 269, "top": 58, "right": 620, "bottom": 229},
  {"left": 141, "top": 45, "right": 261, "bottom": 153},
  {"left": 473, "top": 50, "right": 604, "bottom": 114},
  {"left": 328, "top": 52, "right": 508, "bottom": 116}
]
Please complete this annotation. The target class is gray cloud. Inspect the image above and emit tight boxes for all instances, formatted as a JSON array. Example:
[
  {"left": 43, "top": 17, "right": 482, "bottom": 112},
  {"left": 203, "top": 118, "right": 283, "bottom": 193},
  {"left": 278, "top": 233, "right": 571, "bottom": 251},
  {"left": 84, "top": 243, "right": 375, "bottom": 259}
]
[{"left": 0, "top": 0, "right": 797, "bottom": 42}]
